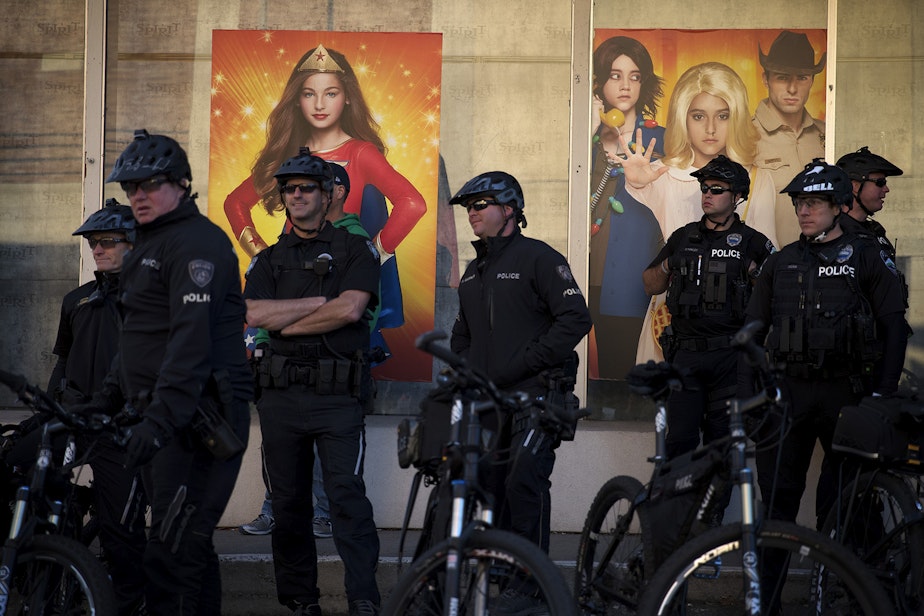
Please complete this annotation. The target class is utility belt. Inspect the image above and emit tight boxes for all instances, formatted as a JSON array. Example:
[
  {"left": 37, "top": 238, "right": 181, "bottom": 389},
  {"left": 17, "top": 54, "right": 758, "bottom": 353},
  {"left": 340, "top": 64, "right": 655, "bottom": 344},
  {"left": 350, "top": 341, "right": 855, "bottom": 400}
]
[
  {"left": 255, "top": 351, "right": 362, "bottom": 396},
  {"left": 126, "top": 371, "right": 244, "bottom": 461},
  {"left": 675, "top": 335, "right": 731, "bottom": 352}
]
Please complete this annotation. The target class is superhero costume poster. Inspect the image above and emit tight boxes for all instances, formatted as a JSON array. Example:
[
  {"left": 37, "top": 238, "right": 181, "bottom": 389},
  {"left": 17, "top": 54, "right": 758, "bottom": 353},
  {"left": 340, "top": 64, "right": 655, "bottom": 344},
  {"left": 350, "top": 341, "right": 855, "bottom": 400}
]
[
  {"left": 208, "top": 31, "right": 442, "bottom": 382},
  {"left": 587, "top": 28, "right": 826, "bottom": 383}
]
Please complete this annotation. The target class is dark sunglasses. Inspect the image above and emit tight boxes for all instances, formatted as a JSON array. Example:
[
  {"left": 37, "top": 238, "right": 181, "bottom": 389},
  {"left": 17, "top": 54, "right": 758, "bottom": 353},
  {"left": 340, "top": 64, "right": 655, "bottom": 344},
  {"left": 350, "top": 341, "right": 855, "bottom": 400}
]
[
  {"left": 868, "top": 177, "right": 888, "bottom": 187},
  {"left": 700, "top": 184, "right": 732, "bottom": 195},
  {"left": 463, "top": 198, "right": 498, "bottom": 212},
  {"left": 281, "top": 183, "right": 320, "bottom": 195},
  {"left": 121, "top": 177, "right": 169, "bottom": 196},
  {"left": 88, "top": 237, "right": 128, "bottom": 249}
]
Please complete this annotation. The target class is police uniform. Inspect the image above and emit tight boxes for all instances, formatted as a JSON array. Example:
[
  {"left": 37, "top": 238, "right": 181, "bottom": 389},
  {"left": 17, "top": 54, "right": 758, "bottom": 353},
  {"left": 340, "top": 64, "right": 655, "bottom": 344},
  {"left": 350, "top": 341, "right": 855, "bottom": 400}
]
[
  {"left": 746, "top": 229, "right": 908, "bottom": 528},
  {"left": 117, "top": 196, "right": 253, "bottom": 614},
  {"left": 451, "top": 227, "right": 592, "bottom": 552},
  {"left": 656, "top": 214, "right": 773, "bottom": 459},
  {"left": 839, "top": 213, "right": 909, "bottom": 308},
  {"left": 243, "top": 221, "right": 381, "bottom": 608},
  {"left": 46, "top": 271, "right": 148, "bottom": 614}
]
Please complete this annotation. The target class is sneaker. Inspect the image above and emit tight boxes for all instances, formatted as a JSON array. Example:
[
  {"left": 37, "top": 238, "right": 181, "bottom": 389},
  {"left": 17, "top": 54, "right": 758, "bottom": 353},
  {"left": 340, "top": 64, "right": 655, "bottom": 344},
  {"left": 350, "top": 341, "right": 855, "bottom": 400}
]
[
  {"left": 292, "top": 603, "right": 322, "bottom": 616},
  {"left": 348, "top": 599, "right": 379, "bottom": 616},
  {"left": 493, "top": 588, "right": 549, "bottom": 616},
  {"left": 239, "top": 513, "right": 275, "bottom": 535},
  {"left": 312, "top": 516, "right": 333, "bottom": 538}
]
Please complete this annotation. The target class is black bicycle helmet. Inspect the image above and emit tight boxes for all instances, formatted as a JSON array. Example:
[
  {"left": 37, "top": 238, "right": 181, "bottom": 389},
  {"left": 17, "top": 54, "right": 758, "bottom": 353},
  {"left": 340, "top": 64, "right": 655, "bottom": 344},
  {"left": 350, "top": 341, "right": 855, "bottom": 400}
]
[
  {"left": 836, "top": 146, "right": 903, "bottom": 181},
  {"left": 450, "top": 171, "right": 524, "bottom": 212},
  {"left": 691, "top": 155, "right": 750, "bottom": 199},
  {"left": 72, "top": 198, "right": 136, "bottom": 243},
  {"left": 781, "top": 159, "right": 853, "bottom": 206},
  {"left": 274, "top": 147, "right": 334, "bottom": 193},
  {"left": 106, "top": 129, "right": 192, "bottom": 184}
]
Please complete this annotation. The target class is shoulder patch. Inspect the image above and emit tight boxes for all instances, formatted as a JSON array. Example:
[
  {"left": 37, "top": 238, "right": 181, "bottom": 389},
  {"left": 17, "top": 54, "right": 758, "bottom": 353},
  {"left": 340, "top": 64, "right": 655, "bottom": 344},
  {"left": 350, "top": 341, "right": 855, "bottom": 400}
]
[
  {"left": 245, "top": 255, "right": 258, "bottom": 278},
  {"left": 366, "top": 240, "right": 380, "bottom": 261},
  {"left": 189, "top": 259, "right": 215, "bottom": 288},
  {"left": 727, "top": 233, "right": 742, "bottom": 247},
  {"left": 556, "top": 264, "right": 574, "bottom": 282},
  {"left": 835, "top": 244, "right": 854, "bottom": 264},
  {"left": 881, "top": 250, "right": 899, "bottom": 277}
]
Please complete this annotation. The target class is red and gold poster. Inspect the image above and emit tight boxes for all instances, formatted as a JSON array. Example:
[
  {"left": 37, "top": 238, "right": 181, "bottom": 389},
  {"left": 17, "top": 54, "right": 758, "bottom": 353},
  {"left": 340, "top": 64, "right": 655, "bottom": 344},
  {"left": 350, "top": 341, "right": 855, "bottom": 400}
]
[{"left": 209, "top": 30, "right": 442, "bottom": 382}]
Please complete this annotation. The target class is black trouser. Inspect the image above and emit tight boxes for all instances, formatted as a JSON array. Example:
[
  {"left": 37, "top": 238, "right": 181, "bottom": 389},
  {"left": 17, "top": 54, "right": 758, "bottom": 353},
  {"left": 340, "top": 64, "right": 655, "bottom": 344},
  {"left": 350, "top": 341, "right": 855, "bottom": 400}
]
[
  {"left": 755, "top": 376, "right": 862, "bottom": 615},
  {"left": 140, "top": 398, "right": 249, "bottom": 616},
  {"left": 665, "top": 345, "right": 737, "bottom": 524},
  {"left": 258, "top": 385, "right": 380, "bottom": 607},
  {"left": 89, "top": 439, "right": 147, "bottom": 615},
  {"left": 487, "top": 416, "right": 557, "bottom": 554}
]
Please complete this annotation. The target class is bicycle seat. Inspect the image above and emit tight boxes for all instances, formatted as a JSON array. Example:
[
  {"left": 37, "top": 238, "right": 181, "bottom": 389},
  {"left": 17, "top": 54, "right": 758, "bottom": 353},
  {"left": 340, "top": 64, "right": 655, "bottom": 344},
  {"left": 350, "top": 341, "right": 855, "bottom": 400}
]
[{"left": 626, "top": 361, "right": 684, "bottom": 399}]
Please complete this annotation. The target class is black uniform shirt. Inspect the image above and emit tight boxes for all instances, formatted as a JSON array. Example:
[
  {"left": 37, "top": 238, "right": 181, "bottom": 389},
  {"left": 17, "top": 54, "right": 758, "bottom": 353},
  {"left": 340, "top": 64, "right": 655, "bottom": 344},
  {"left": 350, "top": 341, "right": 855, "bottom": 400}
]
[
  {"left": 243, "top": 221, "right": 379, "bottom": 357},
  {"left": 119, "top": 198, "right": 253, "bottom": 432},
  {"left": 652, "top": 215, "right": 773, "bottom": 339},
  {"left": 451, "top": 229, "right": 592, "bottom": 392},
  {"left": 747, "top": 228, "right": 907, "bottom": 390},
  {"left": 48, "top": 272, "right": 122, "bottom": 399}
]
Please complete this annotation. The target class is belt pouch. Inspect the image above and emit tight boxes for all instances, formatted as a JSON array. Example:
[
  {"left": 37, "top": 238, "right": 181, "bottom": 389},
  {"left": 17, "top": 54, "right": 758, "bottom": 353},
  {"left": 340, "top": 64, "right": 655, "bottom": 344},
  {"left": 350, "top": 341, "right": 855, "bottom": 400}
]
[
  {"left": 334, "top": 359, "right": 351, "bottom": 395},
  {"left": 317, "top": 359, "right": 334, "bottom": 394},
  {"left": 270, "top": 355, "right": 289, "bottom": 388}
]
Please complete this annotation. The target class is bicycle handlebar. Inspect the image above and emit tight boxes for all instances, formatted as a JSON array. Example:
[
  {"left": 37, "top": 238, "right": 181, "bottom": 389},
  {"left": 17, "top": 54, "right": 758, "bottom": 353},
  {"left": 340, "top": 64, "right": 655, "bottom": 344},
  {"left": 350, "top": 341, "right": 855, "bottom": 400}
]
[
  {"left": 415, "top": 330, "right": 589, "bottom": 436},
  {"left": 0, "top": 369, "right": 124, "bottom": 439}
]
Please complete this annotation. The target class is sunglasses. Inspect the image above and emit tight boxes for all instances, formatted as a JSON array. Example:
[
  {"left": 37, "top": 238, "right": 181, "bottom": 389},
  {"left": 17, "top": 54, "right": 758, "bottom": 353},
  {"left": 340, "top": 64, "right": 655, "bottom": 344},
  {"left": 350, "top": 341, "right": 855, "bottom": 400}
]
[
  {"left": 88, "top": 237, "right": 128, "bottom": 249},
  {"left": 699, "top": 184, "right": 733, "bottom": 195},
  {"left": 121, "top": 177, "right": 169, "bottom": 196},
  {"left": 281, "top": 183, "right": 320, "bottom": 195},
  {"left": 868, "top": 177, "right": 888, "bottom": 187},
  {"left": 793, "top": 196, "right": 832, "bottom": 211},
  {"left": 463, "top": 199, "right": 499, "bottom": 212}
]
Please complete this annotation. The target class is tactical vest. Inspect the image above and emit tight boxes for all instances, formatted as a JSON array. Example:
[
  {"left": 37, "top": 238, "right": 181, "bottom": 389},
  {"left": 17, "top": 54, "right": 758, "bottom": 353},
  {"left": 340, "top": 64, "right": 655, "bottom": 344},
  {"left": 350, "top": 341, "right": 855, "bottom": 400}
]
[
  {"left": 665, "top": 225, "right": 756, "bottom": 321},
  {"left": 765, "top": 237, "right": 879, "bottom": 373}
]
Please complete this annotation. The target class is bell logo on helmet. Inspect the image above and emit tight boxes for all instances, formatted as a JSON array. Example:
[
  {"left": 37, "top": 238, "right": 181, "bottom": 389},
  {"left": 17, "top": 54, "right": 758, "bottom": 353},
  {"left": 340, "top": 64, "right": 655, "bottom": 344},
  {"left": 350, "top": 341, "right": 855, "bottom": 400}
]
[{"left": 802, "top": 182, "right": 834, "bottom": 192}]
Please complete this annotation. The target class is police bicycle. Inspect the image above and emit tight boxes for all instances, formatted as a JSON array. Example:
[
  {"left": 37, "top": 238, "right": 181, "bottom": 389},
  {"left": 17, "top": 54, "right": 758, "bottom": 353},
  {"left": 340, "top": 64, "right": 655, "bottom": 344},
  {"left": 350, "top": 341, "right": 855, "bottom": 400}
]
[
  {"left": 382, "top": 330, "right": 586, "bottom": 616},
  {"left": 0, "top": 369, "right": 120, "bottom": 616},
  {"left": 575, "top": 322, "right": 890, "bottom": 615},
  {"left": 815, "top": 380, "right": 924, "bottom": 614}
]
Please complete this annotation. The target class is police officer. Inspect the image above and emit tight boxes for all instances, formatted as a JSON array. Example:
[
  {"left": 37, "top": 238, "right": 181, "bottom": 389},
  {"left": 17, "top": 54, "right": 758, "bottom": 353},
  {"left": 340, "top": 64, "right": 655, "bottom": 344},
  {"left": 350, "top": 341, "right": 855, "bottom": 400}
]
[
  {"left": 643, "top": 155, "right": 774, "bottom": 470},
  {"left": 243, "top": 148, "right": 380, "bottom": 616},
  {"left": 81, "top": 129, "right": 253, "bottom": 615},
  {"left": 745, "top": 159, "right": 908, "bottom": 533},
  {"left": 45, "top": 200, "right": 147, "bottom": 615},
  {"left": 450, "top": 171, "right": 592, "bottom": 614},
  {"left": 836, "top": 146, "right": 908, "bottom": 306}
]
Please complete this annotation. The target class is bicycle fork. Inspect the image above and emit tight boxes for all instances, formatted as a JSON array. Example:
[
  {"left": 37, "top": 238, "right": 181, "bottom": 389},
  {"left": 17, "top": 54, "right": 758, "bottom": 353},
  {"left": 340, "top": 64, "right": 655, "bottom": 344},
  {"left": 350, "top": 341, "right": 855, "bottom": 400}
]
[
  {"left": 444, "top": 479, "right": 495, "bottom": 616},
  {"left": 730, "top": 400, "right": 761, "bottom": 614}
]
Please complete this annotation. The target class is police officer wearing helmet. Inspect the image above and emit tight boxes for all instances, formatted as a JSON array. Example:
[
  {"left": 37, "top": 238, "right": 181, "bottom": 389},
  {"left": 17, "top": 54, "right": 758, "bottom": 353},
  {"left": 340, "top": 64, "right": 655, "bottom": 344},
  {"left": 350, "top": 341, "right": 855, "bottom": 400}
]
[
  {"left": 78, "top": 129, "right": 253, "bottom": 615},
  {"left": 836, "top": 146, "right": 908, "bottom": 307},
  {"left": 643, "top": 155, "right": 774, "bottom": 487},
  {"left": 450, "top": 170, "right": 592, "bottom": 611},
  {"left": 744, "top": 159, "right": 908, "bottom": 534},
  {"left": 243, "top": 148, "right": 381, "bottom": 616},
  {"left": 43, "top": 199, "right": 148, "bottom": 614}
]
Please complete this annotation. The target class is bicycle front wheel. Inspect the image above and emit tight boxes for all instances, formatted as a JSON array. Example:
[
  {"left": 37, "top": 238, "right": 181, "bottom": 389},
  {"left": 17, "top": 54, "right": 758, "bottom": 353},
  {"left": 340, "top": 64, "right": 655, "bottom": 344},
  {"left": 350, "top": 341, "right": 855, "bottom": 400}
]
[
  {"left": 7, "top": 534, "right": 117, "bottom": 615},
  {"left": 637, "top": 520, "right": 892, "bottom": 615},
  {"left": 574, "top": 475, "right": 645, "bottom": 614},
  {"left": 382, "top": 528, "right": 577, "bottom": 616},
  {"left": 821, "top": 470, "right": 924, "bottom": 614}
]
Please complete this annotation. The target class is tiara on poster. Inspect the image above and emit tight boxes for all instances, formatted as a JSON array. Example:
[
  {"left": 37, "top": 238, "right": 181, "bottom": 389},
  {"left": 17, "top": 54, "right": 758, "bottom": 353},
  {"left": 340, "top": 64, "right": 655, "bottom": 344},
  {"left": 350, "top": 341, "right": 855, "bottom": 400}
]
[{"left": 298, "top": 44, "right": 345, "bottom": 73}]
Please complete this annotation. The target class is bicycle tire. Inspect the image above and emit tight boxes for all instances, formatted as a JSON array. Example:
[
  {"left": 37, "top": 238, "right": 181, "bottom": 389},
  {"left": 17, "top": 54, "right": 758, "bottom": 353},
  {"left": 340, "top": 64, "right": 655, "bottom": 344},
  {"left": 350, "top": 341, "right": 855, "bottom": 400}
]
[
  {"left": 574, "top": 475, "right": 645, "bottom": 614},
  {"left": 5, "top": 533, "right": 117, "bottom": 615},
  {"left": 637, "top": 519, "right": 893, "bottom": 615},
  {"left": 821, "top": 470, "right": 924, "bottom": 614},
  {"left": 383, "top": 527, "right": 578, "bottom": 616}
]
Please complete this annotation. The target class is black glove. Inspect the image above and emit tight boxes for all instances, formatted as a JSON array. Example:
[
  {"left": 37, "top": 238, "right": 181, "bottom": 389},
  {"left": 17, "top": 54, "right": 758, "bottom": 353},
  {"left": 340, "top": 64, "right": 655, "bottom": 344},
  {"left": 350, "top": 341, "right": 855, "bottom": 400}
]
[
  {"left": 68, "top": 402, "right": 106, "bottom": 418},
  {"left": 124, "top": 420, "right": 167, "bottom": 468}
]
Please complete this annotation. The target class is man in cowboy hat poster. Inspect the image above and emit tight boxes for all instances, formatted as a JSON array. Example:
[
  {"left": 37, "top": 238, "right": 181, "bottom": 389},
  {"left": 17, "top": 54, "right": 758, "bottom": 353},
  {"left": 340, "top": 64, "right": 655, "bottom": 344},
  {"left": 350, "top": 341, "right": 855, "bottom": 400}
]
[{"left": 753, "top": 30, "right": 827, "bottom": 246}]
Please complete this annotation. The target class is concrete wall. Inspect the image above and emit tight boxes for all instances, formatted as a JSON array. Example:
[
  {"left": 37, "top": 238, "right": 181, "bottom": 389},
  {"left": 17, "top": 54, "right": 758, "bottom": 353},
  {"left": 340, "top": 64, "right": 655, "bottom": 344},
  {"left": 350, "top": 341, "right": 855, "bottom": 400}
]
[{"left": 220, "top": 412, "right": 825, "bottom": 532}]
